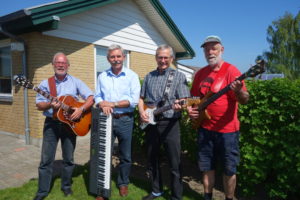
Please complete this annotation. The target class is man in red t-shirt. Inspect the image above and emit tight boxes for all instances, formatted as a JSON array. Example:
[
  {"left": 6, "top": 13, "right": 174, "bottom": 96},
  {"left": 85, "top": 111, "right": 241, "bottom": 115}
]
[{"left": 187, "top": 35, "right": 249, "bottom": 200}]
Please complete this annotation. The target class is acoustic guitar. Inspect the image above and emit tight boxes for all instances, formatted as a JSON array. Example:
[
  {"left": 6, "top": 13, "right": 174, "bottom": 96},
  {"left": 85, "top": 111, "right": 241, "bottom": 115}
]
[
  {"left": 14, "top": 75, "right": 91, "bottom": 136},
  {"left": 186, "top": 60, "right": 266, "bottom": 129}
]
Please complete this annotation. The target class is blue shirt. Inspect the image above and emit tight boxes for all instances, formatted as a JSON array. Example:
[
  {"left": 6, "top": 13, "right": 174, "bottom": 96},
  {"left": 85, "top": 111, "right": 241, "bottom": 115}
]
[
  {"left": 94, "top": 67, "right": 140, "bottom": 114},
  {"left": 36, "top": 74, "right": 93, "bottom": 117}
]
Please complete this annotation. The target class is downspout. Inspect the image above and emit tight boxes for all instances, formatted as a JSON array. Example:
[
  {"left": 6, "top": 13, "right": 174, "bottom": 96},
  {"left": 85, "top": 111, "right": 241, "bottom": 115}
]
[{"left": 0, "top": 26, "right": 30, "bottom": 145}]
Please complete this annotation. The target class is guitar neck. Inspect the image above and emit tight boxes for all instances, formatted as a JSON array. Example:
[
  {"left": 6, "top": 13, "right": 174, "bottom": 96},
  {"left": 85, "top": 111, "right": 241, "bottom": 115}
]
[
  {"left": 199, "top": 73, "right": 246, "bottom": 110},
  {"left": 33, "top": 86, "right": 70, "bottom": 111},
  {"left": 153, "top": 100, "right": 185, "bottom": 116},
  {"left": 153, "top": 104, "right": 173, "bottom": 116}
]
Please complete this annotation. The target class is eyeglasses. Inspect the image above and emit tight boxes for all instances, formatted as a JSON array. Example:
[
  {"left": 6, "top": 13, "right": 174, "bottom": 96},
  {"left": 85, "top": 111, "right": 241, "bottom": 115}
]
[
  {"left": 157, "top": 56, "right": 170, "bottom": 60},
  {"left": 54, "top": 61, "right": 68, "bottom": 65}
]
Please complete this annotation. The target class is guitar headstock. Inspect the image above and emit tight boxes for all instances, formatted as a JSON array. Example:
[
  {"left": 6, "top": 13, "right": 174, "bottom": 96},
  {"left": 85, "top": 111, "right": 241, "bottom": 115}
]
[
  {"left": 14, "top": 75, "right": 34, "bottom": 89},
  {"left": 244, "top": 60, "right": 266, "bottom": 78}
]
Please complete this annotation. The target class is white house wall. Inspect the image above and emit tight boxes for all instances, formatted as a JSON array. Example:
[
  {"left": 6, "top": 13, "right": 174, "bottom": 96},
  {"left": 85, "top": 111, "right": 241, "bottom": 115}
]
[
  {"left": 177, "top": 64, "right": 195, "bottom": 82},
  {"left": 43, "top": 0, "right": 167, "bottom": 54}
]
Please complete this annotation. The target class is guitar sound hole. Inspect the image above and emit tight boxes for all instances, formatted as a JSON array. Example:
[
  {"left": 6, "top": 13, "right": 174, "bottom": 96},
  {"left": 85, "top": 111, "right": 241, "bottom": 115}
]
[
  {"left": 63, "top": 109, "right": 77, "bottom": 122},
  {"left": 68, "top": 108, "right": 75, "bottom": 115}
]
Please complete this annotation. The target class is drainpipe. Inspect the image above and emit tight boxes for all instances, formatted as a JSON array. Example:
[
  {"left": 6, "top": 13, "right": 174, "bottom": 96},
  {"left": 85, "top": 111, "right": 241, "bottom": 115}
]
[{"left": 0, "top": 26, "right": 30, "bottom": 145}]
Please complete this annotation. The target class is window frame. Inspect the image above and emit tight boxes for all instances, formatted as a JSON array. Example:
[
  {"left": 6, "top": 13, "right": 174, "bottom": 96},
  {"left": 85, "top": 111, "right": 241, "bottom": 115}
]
[
  {"left": 94, "top": 45, "right": 130, "bottom": 88},
  {"left": 0, "top": 40, "right": 13, "bottom": 102}
]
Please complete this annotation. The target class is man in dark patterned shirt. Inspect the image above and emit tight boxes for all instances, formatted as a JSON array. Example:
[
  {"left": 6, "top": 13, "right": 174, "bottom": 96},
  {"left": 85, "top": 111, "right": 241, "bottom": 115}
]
[{"left": 138, "top": 44, "right": 190, "bottom": 200}]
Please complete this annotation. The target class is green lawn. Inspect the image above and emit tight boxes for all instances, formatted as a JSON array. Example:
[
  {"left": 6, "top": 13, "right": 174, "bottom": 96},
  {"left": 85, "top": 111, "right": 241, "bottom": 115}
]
[{"left": 0, "top": 164, "right": 203, "bottom": 200}]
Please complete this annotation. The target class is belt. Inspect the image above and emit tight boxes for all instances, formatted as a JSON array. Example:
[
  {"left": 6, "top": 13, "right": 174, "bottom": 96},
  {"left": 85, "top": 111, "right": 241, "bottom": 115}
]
[
  {"left": 112, "top": 112, "right": 133, "bottom": 119},
  {"left": 46, "top": 117, "right": 59, "bottom": 121}
]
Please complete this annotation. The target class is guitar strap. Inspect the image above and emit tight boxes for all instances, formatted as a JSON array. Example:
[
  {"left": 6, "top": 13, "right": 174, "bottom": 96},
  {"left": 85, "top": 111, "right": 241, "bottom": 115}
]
[
  {"left": 48, "top": 76, "right": 58, "bottom": 119},
  {"left": 161, "top": 69, "right": 175, "bottom": 105},
  {"left": 48, "top": 76, "right": 57, "bottom": 97},
  {"left": 210, "top": 62, "right": 231, "bottom": 93},
  {"left": 155, "top": 70, "right": 175, "bottom": 120}
]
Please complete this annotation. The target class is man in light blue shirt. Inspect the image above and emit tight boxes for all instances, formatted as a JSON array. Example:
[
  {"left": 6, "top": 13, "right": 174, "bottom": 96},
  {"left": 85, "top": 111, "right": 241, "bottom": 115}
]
[
  {"left": 94, "top": 44, "right": 140, "bottom": 200},
  {"left": 34, "top": 52, "right": 94, "bottom": 200}
]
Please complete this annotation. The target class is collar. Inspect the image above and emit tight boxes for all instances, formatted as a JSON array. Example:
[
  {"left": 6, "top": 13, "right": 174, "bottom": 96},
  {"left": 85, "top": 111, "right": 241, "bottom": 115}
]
[
  {"left": 156, "top": 66, "right": 172, "bottom": 75},
  {"left": 107, "top": 66, "right": 126, "bottom": 77},
  {"left": 54, "top": 74, "right": 69, "bottom": 82}
]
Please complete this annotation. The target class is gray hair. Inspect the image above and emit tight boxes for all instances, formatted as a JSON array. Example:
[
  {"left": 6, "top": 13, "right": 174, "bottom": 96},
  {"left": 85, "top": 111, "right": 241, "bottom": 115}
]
[
  {"left": 156, "top": 44, "right": 175, "bottom": 59},
  {"left": 52, "top": 52, "right": 70, "bottom": 65},
  {"left": 107, "top": 44, "right": 125, "bottom": 57}
]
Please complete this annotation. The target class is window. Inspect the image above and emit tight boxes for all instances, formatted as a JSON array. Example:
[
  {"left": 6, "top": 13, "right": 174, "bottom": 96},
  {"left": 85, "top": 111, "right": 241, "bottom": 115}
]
[
  {"left": 95, "top": 46, "right": 129, "bottom": 78},
  {"left": 0, "top": 45, "right": 12, "bottom": 98}
]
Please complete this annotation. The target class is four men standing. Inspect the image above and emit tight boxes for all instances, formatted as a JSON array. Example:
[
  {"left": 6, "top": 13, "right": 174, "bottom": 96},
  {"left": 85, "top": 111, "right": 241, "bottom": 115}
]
[{"left": 34, "top": 38, "right": 247, "bottom": 200}]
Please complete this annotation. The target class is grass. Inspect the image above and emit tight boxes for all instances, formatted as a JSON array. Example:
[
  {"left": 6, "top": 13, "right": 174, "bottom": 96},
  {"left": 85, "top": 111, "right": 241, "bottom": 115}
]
[{"left": 0, "top": 164, "right": 203, "bottom": 200}]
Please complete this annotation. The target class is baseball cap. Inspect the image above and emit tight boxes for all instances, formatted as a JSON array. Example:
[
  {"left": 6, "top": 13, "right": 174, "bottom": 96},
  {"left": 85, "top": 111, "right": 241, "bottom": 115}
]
[{"left": 201, "top": 35, "right": 222, "bottom": 47}]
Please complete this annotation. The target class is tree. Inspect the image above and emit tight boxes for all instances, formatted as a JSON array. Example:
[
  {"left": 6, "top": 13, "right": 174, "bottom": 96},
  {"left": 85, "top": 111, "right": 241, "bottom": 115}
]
[{"left": 263, "top": 11, "right": 300, "bottom": 80}]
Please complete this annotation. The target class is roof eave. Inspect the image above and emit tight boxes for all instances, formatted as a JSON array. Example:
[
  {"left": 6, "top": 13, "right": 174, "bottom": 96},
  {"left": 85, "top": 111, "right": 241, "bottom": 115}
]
[
  {"left": 29, "top": 0, "right": 119, "bottom": 25},
  {"left": 0, "top": 0, "right": 195, "bottom": 60},
  {"left": 0, "top": 0, "right": 118, "bottom": 39}
]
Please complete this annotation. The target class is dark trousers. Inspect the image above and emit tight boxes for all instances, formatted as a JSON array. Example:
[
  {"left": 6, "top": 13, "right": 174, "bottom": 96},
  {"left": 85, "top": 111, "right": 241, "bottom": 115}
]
[
  {"left": 112, "top": 115, "right": 134, "bottom": 187},
  {"left": 36, "top": 117, "right": 76, "bottom": 197},
  {"left": 145, "top": 119, "right": 182, "bottom": 200}
]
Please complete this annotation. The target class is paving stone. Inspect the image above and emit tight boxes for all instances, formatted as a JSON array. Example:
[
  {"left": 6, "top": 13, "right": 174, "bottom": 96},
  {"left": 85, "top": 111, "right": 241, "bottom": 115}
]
[{"left": 0, "top": 133, "right": 91, "bottom": 189}]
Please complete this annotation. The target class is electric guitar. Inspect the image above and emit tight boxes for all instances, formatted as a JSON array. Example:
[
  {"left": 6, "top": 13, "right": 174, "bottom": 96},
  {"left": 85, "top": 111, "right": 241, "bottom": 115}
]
[
  {"left": 140, "top": 100, "right": 185, "bottom": 130},
  {"left": 14, "top": 75, "right": 92, "bottom": 136},
  {"left": 186, "top": 60, "right": 266, "bottom": 129}
]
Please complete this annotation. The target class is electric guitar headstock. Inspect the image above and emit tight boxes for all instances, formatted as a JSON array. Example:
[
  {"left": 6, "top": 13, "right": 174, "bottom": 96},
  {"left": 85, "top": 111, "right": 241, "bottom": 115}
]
[{"left": 243, "top": 59, "right": 266, "bottom": 79}]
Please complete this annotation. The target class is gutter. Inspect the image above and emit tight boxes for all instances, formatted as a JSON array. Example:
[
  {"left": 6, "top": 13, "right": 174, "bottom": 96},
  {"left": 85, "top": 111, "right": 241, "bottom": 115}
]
[{"left": 0, "top": 25, "right": 30, "bottom": 145}]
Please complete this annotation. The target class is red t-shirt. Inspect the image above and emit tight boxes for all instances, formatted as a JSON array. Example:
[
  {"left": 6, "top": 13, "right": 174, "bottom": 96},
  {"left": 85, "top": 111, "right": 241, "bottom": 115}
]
[{"left": 190, "top": 62, "right": 247, "bottom": 133}]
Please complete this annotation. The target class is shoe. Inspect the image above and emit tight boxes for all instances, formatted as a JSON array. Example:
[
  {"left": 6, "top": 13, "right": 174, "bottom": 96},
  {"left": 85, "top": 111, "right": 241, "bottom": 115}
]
[
  {"left": 95, "top": 197, "right": 108, "bottom": 200},
  {"left": 33, "top": 196, "right": 46, "bottom": 200},
  {"left": 62, "top": 188, "right": 73, "bottom": 196},
  {"left": 119, "top": 185, "right": 128, "bottom": 197},
  {"left": 142, "top": 193, "right": 160, "bottom": 200}
]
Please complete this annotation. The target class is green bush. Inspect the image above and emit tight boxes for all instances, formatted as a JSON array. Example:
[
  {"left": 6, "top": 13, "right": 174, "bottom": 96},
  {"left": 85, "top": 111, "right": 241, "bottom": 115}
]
[
  {"left": 238, "top": 78, "right": 300, "bottom": 199},
  {"left": 132, "top": 78, "right": 300, "bottom": 199}
]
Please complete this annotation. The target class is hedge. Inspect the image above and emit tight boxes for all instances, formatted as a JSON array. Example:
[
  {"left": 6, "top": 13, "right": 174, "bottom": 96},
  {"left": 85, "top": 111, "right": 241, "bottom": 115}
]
[{"left": 132, "top": 78, "right": 300, "bottom": 199}]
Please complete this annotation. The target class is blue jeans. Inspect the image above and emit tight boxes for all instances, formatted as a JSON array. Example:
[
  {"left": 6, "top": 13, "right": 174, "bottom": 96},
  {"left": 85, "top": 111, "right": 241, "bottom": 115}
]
[
  {"left": 112, "top": 115, "right": 134, "bottom": 187},
  {"left": 36, "top": 117, "right": 76, "bottom": 197},
  {"left": 197, "top": 128, "right": 240, "bottom": 176}
]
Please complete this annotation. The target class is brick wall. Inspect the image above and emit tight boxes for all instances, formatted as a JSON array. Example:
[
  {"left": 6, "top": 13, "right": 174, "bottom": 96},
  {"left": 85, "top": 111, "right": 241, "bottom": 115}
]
[{"left": 129, "top": 51, "right": 156, "bottom": 79}]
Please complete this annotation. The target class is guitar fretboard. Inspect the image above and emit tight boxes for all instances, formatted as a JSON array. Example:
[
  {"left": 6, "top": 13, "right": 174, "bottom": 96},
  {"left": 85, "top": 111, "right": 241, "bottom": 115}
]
[
  {"left": 153, "top": 100, "right": 185, "bottom": 116},
  {"left": 33, "top": 86, "right": 71, "bottom": 112},
  {"left": 199, "top": 73, "right": 246, "bottom": 111},
  {"left": 153, "top": 104, "right": 173, "bottom": 115}
]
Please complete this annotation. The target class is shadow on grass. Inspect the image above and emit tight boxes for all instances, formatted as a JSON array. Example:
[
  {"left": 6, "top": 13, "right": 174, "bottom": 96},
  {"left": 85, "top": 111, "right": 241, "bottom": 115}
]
[
  {"left": 63, "top": 157, "right": 203, "bottom": 199},
  {"left": 0, "top": 157, "right": 203, "bottom": 200}
]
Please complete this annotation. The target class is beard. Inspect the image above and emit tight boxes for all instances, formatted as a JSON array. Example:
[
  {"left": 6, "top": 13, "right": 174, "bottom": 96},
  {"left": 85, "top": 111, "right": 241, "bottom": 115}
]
[{"left": 206, "top": 52, "right": 223, "bottom": 67}]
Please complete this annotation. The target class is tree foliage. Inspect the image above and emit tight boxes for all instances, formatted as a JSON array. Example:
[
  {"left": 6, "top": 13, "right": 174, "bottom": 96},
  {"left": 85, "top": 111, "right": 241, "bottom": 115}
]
[{"left": 263, "top": 11, "right": 300, "bottom": 80}]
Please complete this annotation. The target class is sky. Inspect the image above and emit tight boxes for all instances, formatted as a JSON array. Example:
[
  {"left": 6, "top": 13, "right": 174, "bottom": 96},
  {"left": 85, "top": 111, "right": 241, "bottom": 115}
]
[{"left": 1, "top": 0, "right": 299, "bottom": 72}]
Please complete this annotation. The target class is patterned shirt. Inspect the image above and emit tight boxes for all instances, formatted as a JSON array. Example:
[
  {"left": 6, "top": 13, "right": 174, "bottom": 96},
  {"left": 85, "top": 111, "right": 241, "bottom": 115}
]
[
  {"left": 140, "top": 67, "right": 190, "bottom": 118},
  {"left": 36, "top": 74, "right": 93, "bottom": 117}
]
